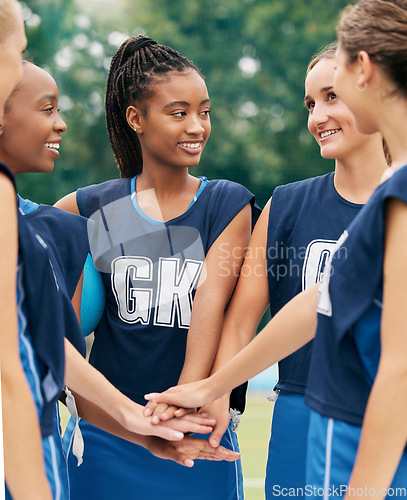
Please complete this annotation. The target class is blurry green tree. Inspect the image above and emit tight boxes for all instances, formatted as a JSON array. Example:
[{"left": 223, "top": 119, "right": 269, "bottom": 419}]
[{"left": 19, "top": 0, "right": 351, "bottom": 207}]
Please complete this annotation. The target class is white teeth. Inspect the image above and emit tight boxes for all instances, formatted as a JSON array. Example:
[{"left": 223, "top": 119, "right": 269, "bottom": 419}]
[
  {"left": 320, "top": 129, "right": 340, "bottom": 139},
  {"left": 45, "top": 143, "right": 60, "bottom": 150},
  {"left": 179, "top": 142, "right": 201, "bottom": 149}
]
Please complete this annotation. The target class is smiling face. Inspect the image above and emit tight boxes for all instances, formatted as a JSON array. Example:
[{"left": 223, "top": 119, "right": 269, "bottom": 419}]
[
  {"left": 305, "top": 57, "right": 372, "bottom": 160},
  {"left": 128, "top": 69, "right": 211, "bottom": 172},
  {"left": 0, "top": 0, "right": 27, "bottom": 116},
  {"left": 0, "top": 62, "right": 67, "bottom": 175}
]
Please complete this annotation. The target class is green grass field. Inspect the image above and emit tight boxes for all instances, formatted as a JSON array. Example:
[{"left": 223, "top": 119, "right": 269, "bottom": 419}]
[
  {"left": 237, "top": 392, "right": 272, "bottom": 500},
  {"left": 59, "top": 391, "right": 273, "bottom": 500}
]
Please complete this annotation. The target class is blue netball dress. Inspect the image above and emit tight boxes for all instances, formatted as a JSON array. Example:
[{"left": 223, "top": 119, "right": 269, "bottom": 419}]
[
  {"left": 305, "top": 165, "right": 407, "bottom": 496},
  {"left": 265, "top": 172, "right": 363, "bottom": 498},
  {"left": 65, "top": 176, "right": 258, "bottom": 500},
  {"left": 1, "top": 164, "right": 88, "bottom": 499}
]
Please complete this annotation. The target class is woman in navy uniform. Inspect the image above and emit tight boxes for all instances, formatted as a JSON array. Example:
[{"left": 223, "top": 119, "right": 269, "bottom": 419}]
[
  {"left": 56, "top": 35, "right": 259, "bottom": 500},
  {"left": 1, "top": 57, "right": 233, "bottom": 498},
  {"left": 0, "top": 2, "right": 52, "bottom": 497},
  {"left": 183, "top": 42, "right": 389, "bottom": 499},
  {"left": 147, "top": 0, "right": 407, "bottom": 494}
]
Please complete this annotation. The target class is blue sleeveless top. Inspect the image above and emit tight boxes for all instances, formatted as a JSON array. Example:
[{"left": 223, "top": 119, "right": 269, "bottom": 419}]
[
  {"left": 306, "top": 165, "right": 407, "bottom": 425},
  {"left": 77, "top": 177, "right": 259, "bottom": 408},
  {"left": 18, "top": 196, "right": 89, "bottom": 303},
  {"left": 267, "top": 172, "right": 362, "bottom": 394},
  {"left": 0, "top": 163, "right": 85, "bottom": 436}
]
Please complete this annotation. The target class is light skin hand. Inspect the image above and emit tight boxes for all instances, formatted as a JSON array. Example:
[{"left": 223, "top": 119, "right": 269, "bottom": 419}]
[
  {"left": 143, "top": 400, "right": 193, "bottom": 420},
  {"left": 145, "top": 377, "right": 216, "bottom": 410},
  {"left": 145, "top": 284, "right": 318, "bottom": 408},
  {"left": 125, "top": 407, "right": 215, "bottom": 438},
  {"left": 155, "top": 412, "right": 216, "bottom": 435},
  {"left": 64, "top": 340, "right": 215, "bottom": 440}
]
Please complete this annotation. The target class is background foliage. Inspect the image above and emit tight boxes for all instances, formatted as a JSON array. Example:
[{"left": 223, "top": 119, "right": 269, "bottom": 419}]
[{"left": 19, "top": 0, "right": 352, "bottom": 208}]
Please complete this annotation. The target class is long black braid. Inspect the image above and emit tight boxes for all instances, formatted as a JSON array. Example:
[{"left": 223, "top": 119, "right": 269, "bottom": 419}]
[{"left": 105, "top": 35, "right": 201, "bottom": 178}]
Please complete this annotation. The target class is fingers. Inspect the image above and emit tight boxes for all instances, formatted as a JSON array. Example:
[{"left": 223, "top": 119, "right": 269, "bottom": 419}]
[
  {"left": 143, "top": 400, "right": 158, "bottom": 417},
  {"left": 175, "top": 413, "right": 216, "bottom": 427},
  {"left": 208, "top": 418, "right": 230, "bottom": 448},
  {"left": 212, "top": 445, "right": 240, "bottom": 462},
  {"left": 173, "top": 436, "right": 240, "bottom": 462},
  {"left": 147, "top": 437, "right": 195, "bottom": 468},
  {"left": 163, "top": 448, "right": 195, "bottom": 468},
  {"left": 155, "top": 405, "right": 181, "bottom": 421},
  {"left": 144, "top": 392, "right": 175, "bottom": 405},
  {"left": 145, "top": 403, "right": 170, "bottom": 419},
  {"left": 159, "top": 417, "right": 214, "bottom": 435},
  {"left": 170, "top": 407, "right": 195, "bottom": 419},
  {"left": 149, "top": 425, "right": 185, "bottom": 442}
]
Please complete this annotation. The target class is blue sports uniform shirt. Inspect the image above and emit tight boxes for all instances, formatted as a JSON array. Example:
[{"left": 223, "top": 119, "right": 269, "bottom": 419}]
[
  {"left": 18, "top": 196, "right": 88, "bottom": 357},
  {"left": 64, "top": 176, "right": 258, "bottom": 500},
  {"left": 307, "top": 164, "right": 407, "bottom": 427},
  {"left": 267, "top": 172, "right": 362, "bottom": 394},
  {"left": 304, "top": 165, "right": 407, "bottom": 496},
  {"left": 0, "top": 163, "right": 88, "bottom": 499},
  {"left": 77, "top": 176, "right": 259, "bottom": 409}
]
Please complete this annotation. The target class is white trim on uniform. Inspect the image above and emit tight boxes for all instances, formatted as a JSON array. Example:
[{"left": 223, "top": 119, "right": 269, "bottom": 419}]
[{"left": 323, "top": 418, "right": 334, "bottom": 500}]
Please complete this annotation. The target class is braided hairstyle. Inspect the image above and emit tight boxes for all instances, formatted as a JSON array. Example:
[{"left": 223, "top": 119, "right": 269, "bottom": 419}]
[{"left": 106, "top": 35, "right": 202, "bottom": 178}]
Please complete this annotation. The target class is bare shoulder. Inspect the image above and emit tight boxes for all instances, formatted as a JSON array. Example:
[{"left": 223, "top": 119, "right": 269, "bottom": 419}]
[{"left": 54, "top": 191, "right": 79, "bottom": 214}]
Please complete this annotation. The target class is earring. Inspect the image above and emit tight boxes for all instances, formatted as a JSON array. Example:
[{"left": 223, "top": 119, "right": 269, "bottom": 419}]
[{"left": 355, "top": 82, "right": 367, "bottom": 92}]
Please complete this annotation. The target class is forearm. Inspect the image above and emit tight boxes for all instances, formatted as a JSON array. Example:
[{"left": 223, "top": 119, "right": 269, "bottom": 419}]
[
  {"left": 207, "top": 285, "right": 318, "bottom": 401},
  {"left": 210, "top": 293, "right": 268, "bottom": 375},
  {"left": 64, "top": 339, "right": 136, "bottom": 428},
  {"left": 72, "top": 391, "right": 148, "bottom": 446},
  {"left": 178, "top": 298, "right": 224, "bottom": 384},
  {"left": 211, "top": 200, "right": 270, "bottom": 374},
  {"left": 179, "top": 204, "right": 254, "bottom": 384},
  {"left": 346, "top": 365, "right": 407, "bottom": 498}
]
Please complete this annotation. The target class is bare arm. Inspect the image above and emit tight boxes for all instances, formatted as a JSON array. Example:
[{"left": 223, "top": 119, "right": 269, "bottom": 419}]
[
  {"left": 64, "top": 338, "right": 219, "bottom": 439},
  {"left": 0, "top": 175, "right": 52, "bottom": 500},
  {"left": 345, "top": 198, "right": 407, "bottom": 498},
  {"left": 54, "top": 191, "right": 80, "bottom": 214},
  {"left": 210, "top": 200, "right": 271, "bottom": 374},
  {"left": 146, "top": 283, "right": 318, "bottom": 409},
  {"left": 71, "top": 269, "right": 83, "bottom": 323},
  {"left": 67, "top": 391, "right": 239, "bottom": 467},
  {"left": 56, "top": 193, "right": 212, "bottom": 437},
  {"left": 178, "top": 203, "right": 253, "bottom": 384},
  {"left": 195, "top": 202, "right": 271, "bottom": 444},
  {"left": 145, "top": 203, "right": 252, "bottom": 419}
]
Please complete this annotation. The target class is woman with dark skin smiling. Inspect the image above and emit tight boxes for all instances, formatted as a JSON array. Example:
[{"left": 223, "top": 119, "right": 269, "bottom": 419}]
[{"left": 56, "top": 35, "right": 258, "bottom": 500}]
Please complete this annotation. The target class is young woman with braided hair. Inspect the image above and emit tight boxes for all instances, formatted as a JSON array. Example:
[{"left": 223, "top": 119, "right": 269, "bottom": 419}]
[{"left": 56, "top": 35, "right": 259, "bottom": 499}]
